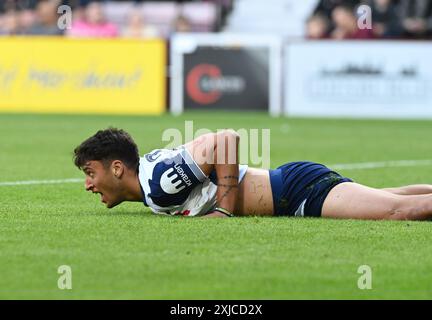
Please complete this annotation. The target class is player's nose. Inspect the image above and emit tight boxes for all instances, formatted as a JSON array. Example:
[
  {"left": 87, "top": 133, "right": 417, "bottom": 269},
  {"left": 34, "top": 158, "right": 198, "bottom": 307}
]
[{"left": 85, "top": 178, "right": 94, "bottom": 191}]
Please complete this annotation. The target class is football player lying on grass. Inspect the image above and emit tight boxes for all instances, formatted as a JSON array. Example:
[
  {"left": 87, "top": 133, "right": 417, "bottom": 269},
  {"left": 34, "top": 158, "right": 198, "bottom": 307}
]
[{"left": 73, "top": 128, "right": 432, "bottom": 220}]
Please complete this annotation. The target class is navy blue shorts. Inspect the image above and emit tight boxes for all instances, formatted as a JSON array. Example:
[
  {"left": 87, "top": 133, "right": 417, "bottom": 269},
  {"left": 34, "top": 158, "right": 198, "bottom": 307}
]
[{"left": 269, "top": 161, "right": 353, "bottom": 217}]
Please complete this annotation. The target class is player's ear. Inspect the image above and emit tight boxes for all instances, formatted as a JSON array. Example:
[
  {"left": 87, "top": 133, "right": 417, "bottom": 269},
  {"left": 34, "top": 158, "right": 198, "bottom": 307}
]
[{"left": 111, "top": 160, "right": 124, "bottom": 179}]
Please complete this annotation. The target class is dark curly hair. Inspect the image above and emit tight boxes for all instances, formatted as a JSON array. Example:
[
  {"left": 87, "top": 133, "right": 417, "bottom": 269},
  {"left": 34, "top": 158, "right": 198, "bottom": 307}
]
[{"left": 73, "top": 128, "right": 139, "bottom": 170}]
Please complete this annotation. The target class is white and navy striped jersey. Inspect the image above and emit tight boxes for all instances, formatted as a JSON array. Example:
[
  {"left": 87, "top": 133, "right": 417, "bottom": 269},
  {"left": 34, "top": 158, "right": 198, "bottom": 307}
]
[{"left": 138, "top": 145, "right": 248, "bottom": 216}]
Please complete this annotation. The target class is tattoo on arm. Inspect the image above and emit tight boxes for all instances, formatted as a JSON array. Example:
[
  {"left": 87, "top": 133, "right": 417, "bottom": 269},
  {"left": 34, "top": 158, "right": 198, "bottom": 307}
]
[
  {"left": 216, "top": 168, "right": 239, "bottom": 205},
  {"left": 217, "top": 183, "right": 238, "bottom": 203},
  {"left": 222, "top": 175, "right": 239, "bottom": 180},
  {"left": 217, "top": 183, "right": 239, "bottom": 188}
]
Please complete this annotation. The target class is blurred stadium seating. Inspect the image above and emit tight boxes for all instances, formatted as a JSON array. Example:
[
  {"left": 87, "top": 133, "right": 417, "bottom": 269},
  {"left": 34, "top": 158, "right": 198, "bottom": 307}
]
[{"left": 0, "top": 0, "right": 431, "bottom": 39}]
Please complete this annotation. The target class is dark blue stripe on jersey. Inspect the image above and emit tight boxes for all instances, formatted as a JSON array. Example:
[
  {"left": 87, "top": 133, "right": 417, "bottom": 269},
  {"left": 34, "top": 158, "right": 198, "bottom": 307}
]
[{"left": 139, "top": 182, "right": 148, "bottom": 207}]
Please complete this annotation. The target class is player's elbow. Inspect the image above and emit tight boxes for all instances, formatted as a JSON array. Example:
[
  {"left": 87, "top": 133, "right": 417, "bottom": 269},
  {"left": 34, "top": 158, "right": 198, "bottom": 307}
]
[{"left": 217, "top": 129, "right": 240, "bottom": 142}]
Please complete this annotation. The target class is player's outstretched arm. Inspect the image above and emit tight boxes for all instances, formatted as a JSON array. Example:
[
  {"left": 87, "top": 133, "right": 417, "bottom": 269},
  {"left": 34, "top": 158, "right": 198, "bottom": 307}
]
[{"left": 184, "top": 130, "right": 240, "bottom": 218}]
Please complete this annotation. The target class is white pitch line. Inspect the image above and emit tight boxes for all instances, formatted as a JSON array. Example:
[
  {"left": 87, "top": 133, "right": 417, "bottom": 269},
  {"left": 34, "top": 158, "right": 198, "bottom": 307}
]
[
  {"left": 1, "top": 159, "right": 431, "bottom": 187},
  {"left": 330, "top": 159, "right": 432, "bottom": 170},
  {"left": 0, "top": 178, "right": 83, "bottom": 186}
]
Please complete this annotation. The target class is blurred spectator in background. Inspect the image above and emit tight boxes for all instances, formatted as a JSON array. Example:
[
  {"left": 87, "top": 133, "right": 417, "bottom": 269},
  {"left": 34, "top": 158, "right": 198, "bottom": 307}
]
[
  {"left": 331, "top": 4, "right": 375, "bottom": 39},
  {"left": 25, "top": 0, "right": 64, "bottom": 35},
  {"left": 173, "top": 14, "right": 192, "bottom": 33},
  {"left": 0, "top": 10, "right": 20, "bottom": 35},
  {"left": 306, "top": 14, "right": 331, "bottom": 39},
  {"left": 2, "top": 0, "right": 39, "bottom": 12},
  {"left": 71, "top": 4, "right": 85, "bottom": 23},
  {"left": 18, "top": 9, "right": 37, "bottom": 34},
  {"left": 399, "top": 0, "right": 432, "bottom": 38},
  {"left": 68, "top": 1, "right": 118, "bottom": 38},
  {"left": 122, "top": 10, "right": 159, "bottom": 38},
  {"left": 314, "top": 0, "right": 360, "bottom": 19},
  {"left": 364, "top": 0, "right": 403, "bottom": 38},
  {"left": 1, "top": 0, "right": 21, "bottom": 13}
]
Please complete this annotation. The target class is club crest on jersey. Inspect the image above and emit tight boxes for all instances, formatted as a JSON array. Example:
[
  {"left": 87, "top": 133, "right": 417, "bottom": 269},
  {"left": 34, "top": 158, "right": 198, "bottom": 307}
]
[{"left": 145, "top": 150, "right": 162, "bottom": 162}]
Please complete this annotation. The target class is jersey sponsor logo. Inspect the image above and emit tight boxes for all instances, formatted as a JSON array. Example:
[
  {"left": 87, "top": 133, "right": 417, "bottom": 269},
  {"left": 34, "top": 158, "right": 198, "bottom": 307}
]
[
  {"left": 160, "top": 164, "right": 193, "bottom": 194},
  {"left": 146, "top": 152, "right": 198, "bottom": 207}
]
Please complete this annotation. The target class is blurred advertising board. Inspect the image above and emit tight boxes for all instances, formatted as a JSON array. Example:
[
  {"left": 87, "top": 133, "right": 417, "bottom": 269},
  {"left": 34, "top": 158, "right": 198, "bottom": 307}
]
[
  {"left": 284, "top": 41, "right": 432, "bottom": 119},
  {"left": 0, "top": 38, "right": 166, "bottom": 115},
  {"left": 170, "top": 33, "right": 282, "bottom": 116}
]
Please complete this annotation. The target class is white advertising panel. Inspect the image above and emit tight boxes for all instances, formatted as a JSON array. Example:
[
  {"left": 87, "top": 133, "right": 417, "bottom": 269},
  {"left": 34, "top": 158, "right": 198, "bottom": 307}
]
[{"left": 285, "top": 41, "right": 432, "bottom": 119}]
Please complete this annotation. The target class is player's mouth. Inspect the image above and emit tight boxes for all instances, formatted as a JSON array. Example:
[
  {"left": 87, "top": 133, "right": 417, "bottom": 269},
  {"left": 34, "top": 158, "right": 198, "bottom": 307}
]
[
  {"left": 93, "top": 191, "right": 106, "bottom": 203},
  {"left": 100, "top": 193, "right": 107, "bottom": 204}
]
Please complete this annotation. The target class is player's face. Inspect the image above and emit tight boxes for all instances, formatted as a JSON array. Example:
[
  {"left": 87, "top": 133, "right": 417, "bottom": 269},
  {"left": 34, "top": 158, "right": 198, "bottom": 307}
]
[{"left": 82, "top": 160, "right": 123, "bottom": 208}]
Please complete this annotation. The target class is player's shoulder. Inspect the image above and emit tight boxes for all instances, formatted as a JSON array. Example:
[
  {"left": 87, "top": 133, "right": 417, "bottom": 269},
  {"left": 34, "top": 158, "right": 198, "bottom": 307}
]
[
  {"left": 142, "top": 146, "right": 181, "bottom": 163},
  {"left": 141, "top": 145, "right": 205, "bottom": 180}
]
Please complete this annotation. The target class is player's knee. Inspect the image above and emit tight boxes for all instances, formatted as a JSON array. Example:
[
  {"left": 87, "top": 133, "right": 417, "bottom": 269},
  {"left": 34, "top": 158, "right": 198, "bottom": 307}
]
[{"left": 387, "top": 197, "right": 416, "bottom": 220}]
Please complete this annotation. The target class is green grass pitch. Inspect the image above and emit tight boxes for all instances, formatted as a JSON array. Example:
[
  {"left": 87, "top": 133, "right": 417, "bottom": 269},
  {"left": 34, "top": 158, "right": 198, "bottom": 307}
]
[{"left": 0, "top": 112, "right": 431, "bottom": 299}]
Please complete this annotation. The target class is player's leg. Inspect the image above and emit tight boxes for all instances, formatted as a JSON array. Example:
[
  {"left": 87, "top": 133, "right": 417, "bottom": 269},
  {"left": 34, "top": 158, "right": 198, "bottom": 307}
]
[
  {"left": 381, "top": 184, "right": 432, "bottom": 195},
  {"left": 322, "top": 182, "right": 432, "bottom": 220}
]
